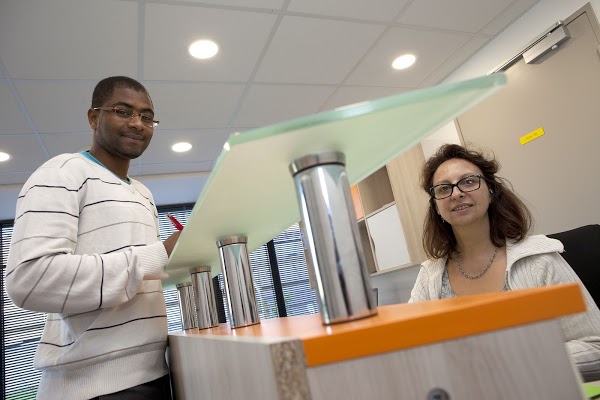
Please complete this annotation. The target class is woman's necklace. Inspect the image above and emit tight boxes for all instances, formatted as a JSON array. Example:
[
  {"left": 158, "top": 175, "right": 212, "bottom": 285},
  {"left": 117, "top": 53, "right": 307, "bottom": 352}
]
[{"left": 453, "top": 247, "right": 498, "bottom": 280}]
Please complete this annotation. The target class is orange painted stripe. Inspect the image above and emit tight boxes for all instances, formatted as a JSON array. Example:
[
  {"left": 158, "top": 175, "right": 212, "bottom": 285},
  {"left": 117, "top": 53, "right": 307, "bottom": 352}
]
[
  {"left": 178, "top": 284, "right": 585, "bottom": 367},
  {"left": 302, "top": 284, "right": 584, "bottom": 366}
]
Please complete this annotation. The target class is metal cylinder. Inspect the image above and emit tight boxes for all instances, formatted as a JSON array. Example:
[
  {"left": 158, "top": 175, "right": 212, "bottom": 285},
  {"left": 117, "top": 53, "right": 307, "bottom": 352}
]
[
  {"left": 190, "top": 266, "right": 219, "bottom": 330},
  {"left": 217, "top": 236, "right": 260, "bottom": 328},
  {"left": 289, "top": 151, "right": 377, "bottom": 325},
  {"left": 176, "top": 282, "right": 197, "bottom": 330}
]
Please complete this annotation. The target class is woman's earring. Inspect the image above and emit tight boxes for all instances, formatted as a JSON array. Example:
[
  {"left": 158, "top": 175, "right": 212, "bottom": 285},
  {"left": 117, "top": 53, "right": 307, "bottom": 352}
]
[{"left": 441, "top": 216, "right": 447, "bottom": 223}]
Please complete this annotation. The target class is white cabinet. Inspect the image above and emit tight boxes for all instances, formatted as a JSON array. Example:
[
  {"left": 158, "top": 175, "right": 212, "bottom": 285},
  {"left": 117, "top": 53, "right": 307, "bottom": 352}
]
[{"left": 366, "top": 204, "right": 410, "bottom": 271}]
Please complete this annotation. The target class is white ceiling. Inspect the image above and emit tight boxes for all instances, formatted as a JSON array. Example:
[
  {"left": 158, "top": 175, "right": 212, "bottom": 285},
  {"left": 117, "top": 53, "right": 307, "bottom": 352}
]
[{"left": 0, "top": 0, "right": 539, "bottom": 220}]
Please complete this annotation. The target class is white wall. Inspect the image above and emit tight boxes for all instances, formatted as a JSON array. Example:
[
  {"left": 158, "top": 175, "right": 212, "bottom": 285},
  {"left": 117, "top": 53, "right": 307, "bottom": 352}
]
[
  {"left": 420, "top": 121, "right": 462, "bottom": 159},
  {"left": 446, "top": 0, "right": 600, "bottom": 83},
  {"left": 422, "top": 0, "right": 600, "bottom": 147}
]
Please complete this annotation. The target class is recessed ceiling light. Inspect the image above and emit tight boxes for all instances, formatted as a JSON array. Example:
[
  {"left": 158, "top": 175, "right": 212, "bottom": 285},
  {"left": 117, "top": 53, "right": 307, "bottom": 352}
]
[
  {"left": 0, "top": 152, "right": 10, "bottom": 162},
  {"left": 392, "top": 54, "right": 416, "bottom": 70},
  {"left": 172, "top": 142, "right": 192, "bottom": 153},
  {"left": 189, "top": 40, "right": 219, "bottom": 59}
]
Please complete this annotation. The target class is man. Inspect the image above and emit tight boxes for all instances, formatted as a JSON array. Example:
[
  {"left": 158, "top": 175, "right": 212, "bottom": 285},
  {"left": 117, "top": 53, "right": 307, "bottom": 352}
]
[{"left": 6, "top": 76, "right": 180, "bottom": 399}]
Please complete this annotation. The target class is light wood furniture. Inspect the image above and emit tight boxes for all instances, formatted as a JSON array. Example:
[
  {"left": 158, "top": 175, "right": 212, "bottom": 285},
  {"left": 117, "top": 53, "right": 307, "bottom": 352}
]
[
  {"left": 352, "top": 143, "right": 430, "bottom": 273},
  {"left": 169, "top": 283, "right": 587, "bottom": 399}
]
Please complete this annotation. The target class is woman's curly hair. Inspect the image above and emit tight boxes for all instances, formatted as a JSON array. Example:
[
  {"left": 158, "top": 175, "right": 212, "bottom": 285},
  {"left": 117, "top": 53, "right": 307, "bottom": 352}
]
[{"left": 421, "top": 144, "right": 532, "bottom": 259}]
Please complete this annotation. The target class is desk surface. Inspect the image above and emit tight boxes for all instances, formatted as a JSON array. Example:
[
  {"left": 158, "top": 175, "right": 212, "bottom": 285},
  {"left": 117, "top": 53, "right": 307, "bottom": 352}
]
[
  {"left": 164, "top": 74, "right": 506, "bottom": 286},
  {"left": 170, "top": 283, "right": 584, "bottom": 366}
]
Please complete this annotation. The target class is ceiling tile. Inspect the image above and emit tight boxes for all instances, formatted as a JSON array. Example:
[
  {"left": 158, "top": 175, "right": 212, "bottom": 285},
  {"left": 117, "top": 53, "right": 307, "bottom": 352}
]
[
  {"left": 128, "top": 162, "right": 141, "bottom": 178},
  {"left": 145, "top": 82, "right": 245, "bottom": 129},
  {"left": 417, "top": 35, "right": 492, "bottom": 88},
  {"left": 0, "top": 0, "right": 137, "bottom": 79},
  {"left": 140, "top": 161, "right": 215, "bottom": 176},
  {"left": 0, "top": 79, "right": 32, "bottom": 134},
  {"left": 0, "top": 134, "right": 48, "bottom": 178},
  {"left": 0, "top": 171, "right": 32, "bottom": 186},
  {"left": 481, "top": 0, "right": 541, "bottom": 35},
  {"left": 0, "top": 0, "right": 543, "bottom": 219},
  {"left": 231, "top": 84, "right": 335, "bottom": 127},
  {"left": 40, "top": 133, "right": 93, "bottom": 157},
  {"left": 321, "top": 86, "right": 409, "bottom": 111},
  {"left": 287, "top": 0, "right": 410, "bottom": 21},
  {"left": 345, "top": 27, "right": 471, "bottom": 87},
  {"left": 254, "top": 16, "right": 385, "bottom": 84},
  {"left": 140, "top": 129, "right": 230, "bottom": 165},
  {"left": 398, "top": 0, "right": 513, "bottom": 33},
  {"left": 175, "top": 0, "right": 286, "bottom": 8},
  {"left": 15, "top": 80, "right": 95, "bottom": 133},
  {"left": 144, "top": 3, "right": 277, "bottom": 81},
  {"left": 137, "top": 174, "right": 208, "bottom": 208}
]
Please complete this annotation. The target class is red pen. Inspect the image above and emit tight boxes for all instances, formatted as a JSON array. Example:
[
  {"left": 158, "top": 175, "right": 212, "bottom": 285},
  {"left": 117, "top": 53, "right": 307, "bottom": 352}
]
[{"left": 166, "top": 213, "right": 184, "bottom": 231}]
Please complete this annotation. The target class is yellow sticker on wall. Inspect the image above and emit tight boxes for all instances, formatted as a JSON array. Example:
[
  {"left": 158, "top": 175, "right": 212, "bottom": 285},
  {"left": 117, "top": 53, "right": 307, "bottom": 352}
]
[{"left": 520, "top": 127, "right": 545, "bottom": 145}]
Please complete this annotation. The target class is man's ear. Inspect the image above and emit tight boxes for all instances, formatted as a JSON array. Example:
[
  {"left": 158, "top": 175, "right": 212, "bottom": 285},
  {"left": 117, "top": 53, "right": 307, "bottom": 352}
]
[{"left": 88, "top": 108, "right": 98, "bottom": 130}]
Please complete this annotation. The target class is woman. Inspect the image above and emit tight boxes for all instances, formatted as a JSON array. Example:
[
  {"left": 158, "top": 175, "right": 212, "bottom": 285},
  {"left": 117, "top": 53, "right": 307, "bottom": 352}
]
[{"left": 409, "top": 143, "right": 600, "bottom": 381}]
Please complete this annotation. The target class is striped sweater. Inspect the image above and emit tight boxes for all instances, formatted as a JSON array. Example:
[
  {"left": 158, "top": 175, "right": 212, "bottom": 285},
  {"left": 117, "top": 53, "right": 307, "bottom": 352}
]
[
  {"left": 6, "top": 153, "right": 170, "bottom": 400},
  {"left": 409, "top": 235, "right": 600, "bottom": 382}
]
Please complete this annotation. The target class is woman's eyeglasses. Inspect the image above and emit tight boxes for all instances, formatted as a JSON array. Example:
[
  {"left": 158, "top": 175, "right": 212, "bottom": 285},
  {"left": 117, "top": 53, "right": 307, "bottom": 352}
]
[{"left": 429, "top": 174, "right": 483, "bottom": 200}]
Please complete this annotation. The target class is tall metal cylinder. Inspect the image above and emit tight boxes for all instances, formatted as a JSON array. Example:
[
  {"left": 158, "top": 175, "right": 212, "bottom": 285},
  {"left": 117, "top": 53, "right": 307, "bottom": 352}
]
[
  {"left": 190, "top": 266, "right": 220, "bottom": 330},
  {"left": 289, "top": 151, "right": 377, "bottom": 325},
  {"left": 176, "top": 282, "right": 197, "bottom": 330},
  {"left": 217, "top": 236, "right": 260, "bottom": 328}
]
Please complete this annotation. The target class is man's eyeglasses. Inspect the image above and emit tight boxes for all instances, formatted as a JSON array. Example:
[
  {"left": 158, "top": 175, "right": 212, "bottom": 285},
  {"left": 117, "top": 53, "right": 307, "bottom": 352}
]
[
  {"left": 93, "top": 107, "right": 159, "bottom": 128},
  {"left": 429, "top": 174, "right": 483, "bottom": 200}
]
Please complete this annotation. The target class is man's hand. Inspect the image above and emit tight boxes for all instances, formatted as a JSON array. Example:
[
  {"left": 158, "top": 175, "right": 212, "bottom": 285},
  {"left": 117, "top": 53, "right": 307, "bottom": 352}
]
[{"left": 163, "top": 231, "right": 181, "bottom": 257}]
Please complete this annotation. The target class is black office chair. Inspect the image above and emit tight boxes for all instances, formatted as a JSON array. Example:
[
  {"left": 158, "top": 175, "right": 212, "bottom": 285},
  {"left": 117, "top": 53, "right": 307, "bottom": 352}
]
[{"left": 547, "top": 224, "right": 600, "bottom": 308}]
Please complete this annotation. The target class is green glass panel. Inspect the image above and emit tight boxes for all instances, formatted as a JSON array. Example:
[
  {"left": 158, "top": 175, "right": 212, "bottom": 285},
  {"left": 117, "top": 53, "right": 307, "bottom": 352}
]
[{"left": 165, "top": 73, "right": 507, "bottom": 287}]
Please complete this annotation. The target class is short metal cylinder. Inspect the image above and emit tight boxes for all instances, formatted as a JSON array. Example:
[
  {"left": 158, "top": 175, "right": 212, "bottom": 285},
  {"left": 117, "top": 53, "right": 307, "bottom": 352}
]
[
  {"left": 217, "top": 236, "right": 260, "bottom": 328},
  {"left": 176, "top": 282, "right": 197, "bottom": 330},
  {"left": 190, "top": 266, "right": 219, "bottom": 330},
  {"left": 290, "top": 151, "right": 377, "bottom": 325}
]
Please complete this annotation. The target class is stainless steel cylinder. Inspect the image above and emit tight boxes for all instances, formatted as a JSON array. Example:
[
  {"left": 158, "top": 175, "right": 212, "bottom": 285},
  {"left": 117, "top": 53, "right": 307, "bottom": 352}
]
[
  {"left": 217, "top": 236, "right": 260, "bottom": 328},
  {"left": 289, "top": 151, "right": 377, "bottom": 325},
  {"left": 190, "top": 266, "right": 219, "bottom": 330},
  {"left": 176, "top": 282, "right": 197, "bottom": 330}
]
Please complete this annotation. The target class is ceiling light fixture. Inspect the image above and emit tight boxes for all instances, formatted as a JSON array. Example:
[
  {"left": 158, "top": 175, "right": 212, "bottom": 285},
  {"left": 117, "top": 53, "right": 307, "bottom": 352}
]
[
  {"left": 189, "top": 40, "right": 219, "bottom": 59},
  {"left": 0, "top": 152, "right": 10, "bottom": 162},
  {"left": 172, "top": 142, "right": 192, "bottom": 153},
  {"left": 392, "top": 54, "right": 416, "bottom": 70}
]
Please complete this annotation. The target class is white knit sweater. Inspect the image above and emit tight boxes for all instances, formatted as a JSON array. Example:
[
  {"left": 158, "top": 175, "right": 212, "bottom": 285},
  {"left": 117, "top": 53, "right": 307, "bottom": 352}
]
[
  {"left": 6, "top": 153, "right": 170, "bottom": 400},
  {"left": 409, "top": 235, "right": 600, "bottom": 381}
]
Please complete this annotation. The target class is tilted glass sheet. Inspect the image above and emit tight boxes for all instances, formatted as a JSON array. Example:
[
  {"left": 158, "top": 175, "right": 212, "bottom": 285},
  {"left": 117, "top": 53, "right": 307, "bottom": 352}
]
[{"left": 165, "top": 74, "right": 507, "bottom": 285}]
